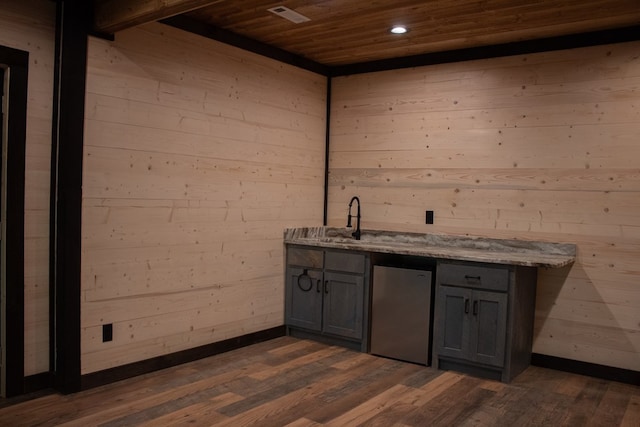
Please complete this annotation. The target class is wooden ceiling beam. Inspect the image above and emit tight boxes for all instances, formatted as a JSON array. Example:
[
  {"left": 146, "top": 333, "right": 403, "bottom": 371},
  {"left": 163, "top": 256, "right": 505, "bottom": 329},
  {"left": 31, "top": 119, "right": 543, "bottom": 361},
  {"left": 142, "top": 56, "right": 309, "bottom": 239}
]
[{"left": 94, "top": 0, "right": 227, "bottom": 34}]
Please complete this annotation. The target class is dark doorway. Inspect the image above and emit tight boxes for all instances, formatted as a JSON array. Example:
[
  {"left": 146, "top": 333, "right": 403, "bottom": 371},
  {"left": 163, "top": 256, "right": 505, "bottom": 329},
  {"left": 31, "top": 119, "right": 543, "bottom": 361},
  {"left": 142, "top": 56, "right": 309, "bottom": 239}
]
[{"left": 0, "top": 45, "right": 28, "bottom": 398}]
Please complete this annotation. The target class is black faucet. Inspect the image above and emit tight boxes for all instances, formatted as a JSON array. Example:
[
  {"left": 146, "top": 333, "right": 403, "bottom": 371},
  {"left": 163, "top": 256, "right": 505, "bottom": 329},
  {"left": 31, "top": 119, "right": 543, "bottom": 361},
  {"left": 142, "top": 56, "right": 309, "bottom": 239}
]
[{"left": 346, "top": 196, "right": 361, "bottom": 240}]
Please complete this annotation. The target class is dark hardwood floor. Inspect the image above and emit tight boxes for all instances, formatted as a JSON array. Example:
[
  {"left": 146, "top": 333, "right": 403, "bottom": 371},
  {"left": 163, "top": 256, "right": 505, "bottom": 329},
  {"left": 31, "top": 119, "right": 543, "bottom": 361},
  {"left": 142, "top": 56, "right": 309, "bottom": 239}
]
[{"left": 0, "top": 336, "right": 638, "bottom": 426}]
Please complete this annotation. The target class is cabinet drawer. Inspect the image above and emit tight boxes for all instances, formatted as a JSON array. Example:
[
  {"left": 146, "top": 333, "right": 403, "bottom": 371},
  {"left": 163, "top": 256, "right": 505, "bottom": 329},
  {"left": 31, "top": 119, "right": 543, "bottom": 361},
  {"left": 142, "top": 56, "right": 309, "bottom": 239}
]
[
  {"left": 287, "top": 247, "right": 324, "bottom": 269},
  {"left": 437, "top": 262, "right": 509, "bottom": 292},
  {"left": 325, "top": 251, "right": 366, "bottom": 274}
]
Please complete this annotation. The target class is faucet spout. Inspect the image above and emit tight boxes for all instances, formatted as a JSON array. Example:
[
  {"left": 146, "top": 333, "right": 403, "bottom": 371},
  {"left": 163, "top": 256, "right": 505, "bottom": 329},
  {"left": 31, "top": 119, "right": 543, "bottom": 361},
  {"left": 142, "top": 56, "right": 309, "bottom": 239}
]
[{"left": 347, "top": 196, "right": 361, "bottom": 240}]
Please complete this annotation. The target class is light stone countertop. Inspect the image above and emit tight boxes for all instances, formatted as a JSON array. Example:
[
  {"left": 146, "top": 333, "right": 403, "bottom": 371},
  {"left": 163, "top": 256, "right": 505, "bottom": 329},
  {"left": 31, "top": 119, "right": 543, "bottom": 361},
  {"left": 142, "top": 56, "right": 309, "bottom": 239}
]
[{"left": 284, "top": 227, "right": 576, "bottom": 268}]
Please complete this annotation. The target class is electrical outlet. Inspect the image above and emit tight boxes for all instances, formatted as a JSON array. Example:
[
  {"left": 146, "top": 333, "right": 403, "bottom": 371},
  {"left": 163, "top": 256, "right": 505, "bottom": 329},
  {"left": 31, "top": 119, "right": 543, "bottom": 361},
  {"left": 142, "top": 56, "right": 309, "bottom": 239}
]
[
  {"left": 102, "top": 323, "right": 113, "bottom": 342},
  {"left": 426, "top": 210, "right": 434, "bottom": 224}
]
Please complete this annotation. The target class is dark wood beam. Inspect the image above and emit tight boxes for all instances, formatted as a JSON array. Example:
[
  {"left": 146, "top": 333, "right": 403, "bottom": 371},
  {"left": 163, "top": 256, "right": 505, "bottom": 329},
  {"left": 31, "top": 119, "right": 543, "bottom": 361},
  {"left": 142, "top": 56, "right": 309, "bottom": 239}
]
[{"left": 94, "top": 0, "right": 226, "bottom": 34}]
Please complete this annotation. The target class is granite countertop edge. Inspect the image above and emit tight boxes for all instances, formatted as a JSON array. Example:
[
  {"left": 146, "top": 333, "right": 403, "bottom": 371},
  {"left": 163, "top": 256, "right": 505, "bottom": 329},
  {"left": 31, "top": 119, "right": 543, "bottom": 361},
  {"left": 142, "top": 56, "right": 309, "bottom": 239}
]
[{"left": 283, "top": 227, "right": 576, "bottom": 269}]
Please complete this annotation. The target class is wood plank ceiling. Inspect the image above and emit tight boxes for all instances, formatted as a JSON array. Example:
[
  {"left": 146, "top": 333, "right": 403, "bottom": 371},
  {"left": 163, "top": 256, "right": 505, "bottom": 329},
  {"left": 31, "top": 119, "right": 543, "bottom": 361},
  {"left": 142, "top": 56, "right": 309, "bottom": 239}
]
[{"left": 94, "top": 0, "right": 640, "bottom": 67}]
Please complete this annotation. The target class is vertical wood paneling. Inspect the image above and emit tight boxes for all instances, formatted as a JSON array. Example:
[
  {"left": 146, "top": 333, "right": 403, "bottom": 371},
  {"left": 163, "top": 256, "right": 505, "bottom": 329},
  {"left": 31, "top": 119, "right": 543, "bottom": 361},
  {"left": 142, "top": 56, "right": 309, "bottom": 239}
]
[
  {"left": 329, "top": 41, "right": 640, "bottom": 371},
  {"left": 0, "top": 0, "right": 56, "bottom": 376},
  {"left": 82, "top": 23, "right": 326, "bottom": 373}
]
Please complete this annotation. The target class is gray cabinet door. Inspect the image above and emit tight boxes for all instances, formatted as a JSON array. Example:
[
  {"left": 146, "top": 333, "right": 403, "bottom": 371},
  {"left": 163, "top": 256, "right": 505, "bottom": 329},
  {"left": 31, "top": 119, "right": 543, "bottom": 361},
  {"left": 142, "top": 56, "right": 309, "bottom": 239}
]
[
  {"left": 322, "top": 271, "right": 364, "bottom": 339},
  {"left": 470, "top": 289, "right": 507, "bottom": 367},
  {"left": 435, "top": 285, "right": 507, "bottom": 367},
  {"left": 435, "top": 285, "right": 472, "bottom": 360},
  {"left": 285, "top": 267, "right": 323, "bottom": 332}
]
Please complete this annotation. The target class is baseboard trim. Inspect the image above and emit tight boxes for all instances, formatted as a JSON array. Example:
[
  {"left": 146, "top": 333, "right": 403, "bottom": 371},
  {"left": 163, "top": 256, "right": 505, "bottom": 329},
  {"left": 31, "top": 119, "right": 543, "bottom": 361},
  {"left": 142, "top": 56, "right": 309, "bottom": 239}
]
[
  {"left": 23, "top": 372, "right": 52, "bottom": 394},
  {"left": 80, "top": 326, "right": 286, "bottom": 390},
  {"left": 531, "top": 353, "right": 639, "bottom": 385},
  {"left": 0, "top": 373, "right": 52, "bottom": 406}
]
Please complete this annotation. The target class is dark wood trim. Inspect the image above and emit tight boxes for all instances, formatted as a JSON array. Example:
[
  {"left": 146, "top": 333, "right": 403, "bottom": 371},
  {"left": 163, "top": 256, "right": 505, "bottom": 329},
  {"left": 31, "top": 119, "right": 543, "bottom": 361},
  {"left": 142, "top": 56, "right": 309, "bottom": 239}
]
[
  {"left": 0, "top": 387, "right": 53, "bottom": 410},
  {"left": 323, "top": 77, "right": 331, "bottom": 226},
  {"left": 160, "top": 15, "right": 330, "bottom": 76},
  {"left": 80, "top": 326, "right": 286, "bottom": 390},
  {"left": 23, "top": 372, "right": 52, "bottom": 394},
  {"left": 0, "top": 44, "right": 28, "bottom": 398},
  {"left": 532, "top": 353, "right": 640, "bottom": 386},
  {"left": 50, "top": 0, "right": 90, "bottom": 395},
  {"left": 88, "top": 30, "right": 115, "bottom": 42},
  {"left": 331, "top": 25, "right": 640, "bottom": 76},
  {"left": 157, "top": 20, "right": 640, "bottom": 78},
  {"left": 48, "top": 0, "right": 62, "bottom": 392}
]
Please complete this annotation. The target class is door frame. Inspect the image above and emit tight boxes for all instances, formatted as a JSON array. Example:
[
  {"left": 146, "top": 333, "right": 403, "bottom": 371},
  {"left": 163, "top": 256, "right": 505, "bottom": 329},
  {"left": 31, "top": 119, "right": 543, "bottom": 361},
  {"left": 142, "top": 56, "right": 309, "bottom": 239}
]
[
  {"left": 0, "top": 44, "right": 28, "bottom": 398},
  {"left": 50, "top": 0, "right": 90, "bottom": 394}
]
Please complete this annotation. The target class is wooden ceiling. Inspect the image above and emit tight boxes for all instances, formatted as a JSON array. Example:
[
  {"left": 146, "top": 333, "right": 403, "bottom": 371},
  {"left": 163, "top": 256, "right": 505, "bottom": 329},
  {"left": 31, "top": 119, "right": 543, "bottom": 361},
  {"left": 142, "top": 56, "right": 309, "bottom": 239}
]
[{"left": 94, "top": 0, "right": 640, "bottom": 68}]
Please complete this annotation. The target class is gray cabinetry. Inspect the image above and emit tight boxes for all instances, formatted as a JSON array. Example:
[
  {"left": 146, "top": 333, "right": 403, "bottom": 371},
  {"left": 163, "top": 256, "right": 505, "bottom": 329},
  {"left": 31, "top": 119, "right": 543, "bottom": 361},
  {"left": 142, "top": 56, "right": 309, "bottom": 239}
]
[
  {"left": 472, "top": 290, "right": 508, "bottom": 366},
  {"left": 434, "top": 260, "right": 537, "bottom": 382},
  {"left": 437, "top": 286, "right": 507, "bottom": 367},
  {"left": 285, "top": 246, "right": 369, "bottom": 350},
  {"left": 322, "top": 271, "right": 365, "bottom": 339},
  {"left": 286, "top": 266, "right": 322, "bottom": 331}
]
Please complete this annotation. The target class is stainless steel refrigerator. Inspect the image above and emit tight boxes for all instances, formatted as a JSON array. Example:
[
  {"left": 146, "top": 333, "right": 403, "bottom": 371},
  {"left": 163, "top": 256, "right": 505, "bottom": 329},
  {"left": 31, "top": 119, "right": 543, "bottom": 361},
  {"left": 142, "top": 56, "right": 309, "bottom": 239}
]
[{"left": 370, "top": 265, "right": 433, "bottom": 365}]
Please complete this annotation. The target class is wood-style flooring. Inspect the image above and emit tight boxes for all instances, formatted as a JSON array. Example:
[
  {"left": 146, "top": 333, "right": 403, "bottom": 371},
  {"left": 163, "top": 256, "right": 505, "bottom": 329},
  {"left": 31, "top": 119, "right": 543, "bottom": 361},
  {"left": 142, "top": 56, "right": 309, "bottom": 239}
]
[{"left": 0, "top": 336, "right": 638, "bottom": 426}]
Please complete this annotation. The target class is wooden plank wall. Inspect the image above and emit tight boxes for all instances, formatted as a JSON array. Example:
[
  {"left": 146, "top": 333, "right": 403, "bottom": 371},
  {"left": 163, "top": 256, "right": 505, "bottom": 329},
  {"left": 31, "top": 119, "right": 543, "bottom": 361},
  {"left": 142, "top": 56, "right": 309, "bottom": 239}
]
[
  {"left": 82, "top": 23, "right": 326, "bottom": 374},
  {"left": 329, "top": 41, "right": 640, "bottom": 371},
  {"left": 0, "top": 0, "right": 56, "bottom": 376}
]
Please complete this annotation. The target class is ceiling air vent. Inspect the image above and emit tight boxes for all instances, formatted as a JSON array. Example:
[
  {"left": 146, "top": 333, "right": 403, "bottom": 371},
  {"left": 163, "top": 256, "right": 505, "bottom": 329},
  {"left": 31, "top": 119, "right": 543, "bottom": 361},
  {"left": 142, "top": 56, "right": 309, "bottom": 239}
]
[{"left": 268, "top": 6, "right": 310, "bottom": 24}]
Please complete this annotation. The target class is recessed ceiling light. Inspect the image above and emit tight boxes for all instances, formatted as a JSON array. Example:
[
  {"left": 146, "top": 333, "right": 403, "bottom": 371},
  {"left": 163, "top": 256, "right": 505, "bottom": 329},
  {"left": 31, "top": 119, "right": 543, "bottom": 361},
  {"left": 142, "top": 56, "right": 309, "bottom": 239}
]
[{"left": 390, "top": 26, "right": 407, "bottom": 34}]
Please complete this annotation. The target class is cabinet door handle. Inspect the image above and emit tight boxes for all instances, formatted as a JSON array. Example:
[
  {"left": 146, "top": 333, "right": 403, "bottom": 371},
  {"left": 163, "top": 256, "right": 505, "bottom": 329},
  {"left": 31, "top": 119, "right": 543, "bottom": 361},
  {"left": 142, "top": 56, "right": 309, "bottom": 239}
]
[
  {"left": 473, "top": 300, "right": 478, "bottom": 315},
  {"left": 324, "top": 280, "right": 329, "bottom": 294},
  {"left": 464, "top": 298, "right": 470, "bottom": 314},
  {"left": 316, "top": 279, "right": 321, "bottom": 293}
]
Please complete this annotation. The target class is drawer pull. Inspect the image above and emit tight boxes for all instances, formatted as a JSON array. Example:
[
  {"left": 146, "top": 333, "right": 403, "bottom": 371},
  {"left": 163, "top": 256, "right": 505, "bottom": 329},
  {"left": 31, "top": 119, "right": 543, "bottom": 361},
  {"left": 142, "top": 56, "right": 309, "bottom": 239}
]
[{"left": 465, "top": 275, "right": 481, "bottom": 281}]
